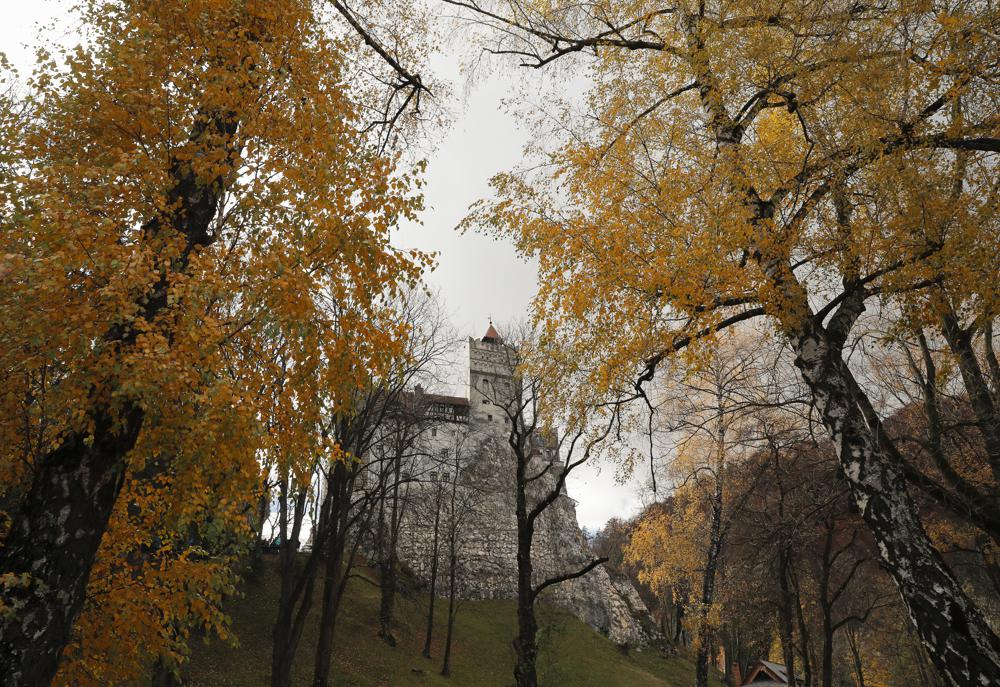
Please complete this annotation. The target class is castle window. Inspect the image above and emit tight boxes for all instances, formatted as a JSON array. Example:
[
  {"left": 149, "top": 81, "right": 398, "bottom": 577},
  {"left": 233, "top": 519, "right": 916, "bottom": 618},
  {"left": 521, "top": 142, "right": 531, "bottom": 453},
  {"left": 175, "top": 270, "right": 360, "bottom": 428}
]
[
  {"left": 431, "top": 427, "right": 437, "bottom": 437},
  {"left": 442, "top": 472, "right": 451, "bottom": 483},
  {"left": 440, "top": 448, "right": 449, "bottom": 460},
  {"left": 429, "top": 471, "right": 438, "bottom": 482},
  {"left": 482, "top": 399, "right": 489, "bottom": 404},
  {"left": 402, "top": 471, "right": 411, "bottom": 481},
  {"left": 487, "top": 414, "right": 493, "bottom": 422}
]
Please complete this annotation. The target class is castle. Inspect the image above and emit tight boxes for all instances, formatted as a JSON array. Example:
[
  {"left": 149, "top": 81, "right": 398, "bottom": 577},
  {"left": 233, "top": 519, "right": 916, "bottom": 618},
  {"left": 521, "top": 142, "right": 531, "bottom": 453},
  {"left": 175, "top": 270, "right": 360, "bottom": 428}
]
[{"left": 392, "top": 324, "right": 654, "bottom": 645}]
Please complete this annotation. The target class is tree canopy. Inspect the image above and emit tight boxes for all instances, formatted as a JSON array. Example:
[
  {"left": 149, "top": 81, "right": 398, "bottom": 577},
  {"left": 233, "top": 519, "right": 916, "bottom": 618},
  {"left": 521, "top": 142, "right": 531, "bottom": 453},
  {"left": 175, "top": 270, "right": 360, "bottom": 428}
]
[
  {"left": 455, "top": 1, "right": 1000, "bottom": 685},
  {"left": 0, "top": 1, "right": 430, "bottom": 682}
]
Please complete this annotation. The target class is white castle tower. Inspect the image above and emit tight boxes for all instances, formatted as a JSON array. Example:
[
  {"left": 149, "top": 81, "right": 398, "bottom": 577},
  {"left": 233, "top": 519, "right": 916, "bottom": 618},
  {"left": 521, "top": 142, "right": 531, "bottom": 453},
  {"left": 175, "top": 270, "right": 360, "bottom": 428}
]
[{"left": 468, "top": 321, "right": 516, "bottom": 426}]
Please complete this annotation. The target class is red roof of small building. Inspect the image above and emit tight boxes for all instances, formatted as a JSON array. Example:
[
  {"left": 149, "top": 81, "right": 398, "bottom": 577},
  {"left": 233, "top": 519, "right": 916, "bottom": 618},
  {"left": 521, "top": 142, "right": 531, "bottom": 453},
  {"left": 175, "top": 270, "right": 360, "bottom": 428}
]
[{"left": 482, "top": 322, "right": 501, "bottom": 342}]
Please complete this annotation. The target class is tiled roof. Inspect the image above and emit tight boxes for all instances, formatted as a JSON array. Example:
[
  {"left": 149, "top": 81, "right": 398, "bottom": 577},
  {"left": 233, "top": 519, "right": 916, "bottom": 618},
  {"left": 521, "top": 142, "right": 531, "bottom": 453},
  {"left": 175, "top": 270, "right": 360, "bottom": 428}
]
[
  {"left": 425, "top": 393, "right": 470, "bottom": 407},
  {"left": 400, "top": 390, "right": 470, "bottom": 408}
]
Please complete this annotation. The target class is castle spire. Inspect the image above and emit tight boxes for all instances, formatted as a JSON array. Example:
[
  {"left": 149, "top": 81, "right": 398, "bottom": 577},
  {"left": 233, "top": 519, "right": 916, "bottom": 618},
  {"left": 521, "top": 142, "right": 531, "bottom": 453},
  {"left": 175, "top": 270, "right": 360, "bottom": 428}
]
[{"left": 482, "top": 318, "right": 501, "bottom": 343}]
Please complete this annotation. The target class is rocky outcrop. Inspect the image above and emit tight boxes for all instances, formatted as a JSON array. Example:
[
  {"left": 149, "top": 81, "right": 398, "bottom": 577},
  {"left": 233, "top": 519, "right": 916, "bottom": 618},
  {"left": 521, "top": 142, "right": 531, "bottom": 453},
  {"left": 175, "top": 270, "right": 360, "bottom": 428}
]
[{"left": 396, "top": 440, "right": 657, "bottom": 646}]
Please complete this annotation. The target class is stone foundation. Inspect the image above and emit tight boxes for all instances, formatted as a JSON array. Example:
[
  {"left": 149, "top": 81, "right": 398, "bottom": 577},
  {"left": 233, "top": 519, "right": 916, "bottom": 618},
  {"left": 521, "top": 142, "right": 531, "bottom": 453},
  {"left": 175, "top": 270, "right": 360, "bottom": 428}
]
[{"left": 396, "top": 441, "right": 656, "bottom": 646}]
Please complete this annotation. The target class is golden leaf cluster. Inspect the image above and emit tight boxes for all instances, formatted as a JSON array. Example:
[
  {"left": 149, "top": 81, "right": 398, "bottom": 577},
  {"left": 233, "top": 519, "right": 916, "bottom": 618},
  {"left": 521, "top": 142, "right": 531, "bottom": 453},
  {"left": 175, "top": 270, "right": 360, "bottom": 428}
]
[{"left": 0, "top": 0, "right": 431, "bottom": 681}]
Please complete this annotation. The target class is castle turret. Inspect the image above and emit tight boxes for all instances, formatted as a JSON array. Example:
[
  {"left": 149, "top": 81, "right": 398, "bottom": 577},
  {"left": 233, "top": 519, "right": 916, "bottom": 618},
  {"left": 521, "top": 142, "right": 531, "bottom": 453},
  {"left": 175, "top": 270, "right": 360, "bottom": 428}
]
[
  {"left": 469, "top": 321, "right": 516, "bottom": 427},
  {"left": 482, "top": 321, "right": 501, "bottom": 343}
]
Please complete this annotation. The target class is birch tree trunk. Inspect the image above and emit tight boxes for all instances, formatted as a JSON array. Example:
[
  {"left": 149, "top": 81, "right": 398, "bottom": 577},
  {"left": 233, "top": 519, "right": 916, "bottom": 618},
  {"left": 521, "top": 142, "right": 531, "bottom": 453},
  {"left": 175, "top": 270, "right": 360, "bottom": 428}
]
[
  {"left": 0, "top": 114, "right": 235, "bottom": 685},
  {"left": 786, "top": 311, "right": 1000, "bottom": 687}
]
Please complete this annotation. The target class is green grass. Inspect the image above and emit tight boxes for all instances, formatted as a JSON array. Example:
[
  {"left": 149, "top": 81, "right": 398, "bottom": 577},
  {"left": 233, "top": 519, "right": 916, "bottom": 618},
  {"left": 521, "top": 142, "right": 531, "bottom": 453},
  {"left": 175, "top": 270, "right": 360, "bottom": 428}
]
[{"left": 185, "top": 556, "right": 715, "bottom": 687}]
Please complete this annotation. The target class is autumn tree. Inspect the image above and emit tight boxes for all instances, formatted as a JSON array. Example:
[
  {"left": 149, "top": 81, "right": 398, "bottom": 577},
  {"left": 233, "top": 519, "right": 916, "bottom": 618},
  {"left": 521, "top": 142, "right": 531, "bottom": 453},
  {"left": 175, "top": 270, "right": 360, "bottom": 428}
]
[
  {"left": 628, "top": 334, "right": 788, "bottom": 687},
  {"left": 0, "top": 1, "right": 433, "bottom": 683},
  {"left": 731, "top": 433, "right": 896, "bottom": 687},
  {"left": 452, "top": 1, "right": 1000, "bottom": 684}
]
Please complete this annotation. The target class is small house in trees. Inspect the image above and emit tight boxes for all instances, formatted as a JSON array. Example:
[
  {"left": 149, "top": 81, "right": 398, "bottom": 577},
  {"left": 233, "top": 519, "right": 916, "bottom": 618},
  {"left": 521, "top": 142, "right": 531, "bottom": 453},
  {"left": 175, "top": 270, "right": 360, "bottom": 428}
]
[{"left": 736, "top": 660, "right": 801, "bottom": 687}]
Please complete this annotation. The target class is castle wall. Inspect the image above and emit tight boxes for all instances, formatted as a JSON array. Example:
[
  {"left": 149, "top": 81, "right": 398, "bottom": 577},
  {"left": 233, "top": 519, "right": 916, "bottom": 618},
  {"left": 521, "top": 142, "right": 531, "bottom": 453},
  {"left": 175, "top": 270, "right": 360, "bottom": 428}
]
[{"left": 391, "top": 337, "right": 654, "bottom": 645}]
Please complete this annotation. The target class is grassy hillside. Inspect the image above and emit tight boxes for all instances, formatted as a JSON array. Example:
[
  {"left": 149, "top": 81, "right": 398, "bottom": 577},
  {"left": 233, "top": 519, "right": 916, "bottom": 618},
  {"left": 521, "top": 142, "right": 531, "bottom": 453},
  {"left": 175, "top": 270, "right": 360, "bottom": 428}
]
[{"left": 185, "top": 556, "right": 715, "bottom": 687}]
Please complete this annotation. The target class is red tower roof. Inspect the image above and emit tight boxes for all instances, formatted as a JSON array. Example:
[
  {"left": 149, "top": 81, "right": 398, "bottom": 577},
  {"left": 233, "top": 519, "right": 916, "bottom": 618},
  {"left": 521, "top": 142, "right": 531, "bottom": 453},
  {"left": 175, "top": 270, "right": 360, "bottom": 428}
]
[{"left": 482, "top": 322, "right": 501, "bottom": 342}]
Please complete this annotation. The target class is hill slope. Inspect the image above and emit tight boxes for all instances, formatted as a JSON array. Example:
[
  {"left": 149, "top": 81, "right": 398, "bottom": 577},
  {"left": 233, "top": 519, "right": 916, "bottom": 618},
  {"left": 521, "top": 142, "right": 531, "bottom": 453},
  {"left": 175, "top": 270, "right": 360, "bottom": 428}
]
[{"left": 185, "top": 557, "right": 712, "bottom": 687}]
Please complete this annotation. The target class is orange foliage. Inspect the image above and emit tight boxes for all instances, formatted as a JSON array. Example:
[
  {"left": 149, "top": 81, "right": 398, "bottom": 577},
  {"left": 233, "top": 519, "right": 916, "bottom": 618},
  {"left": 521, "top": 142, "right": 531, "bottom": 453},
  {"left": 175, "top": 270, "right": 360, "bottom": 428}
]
[{"left": 0, "top": 0, "right": 431, "bottom": 682}]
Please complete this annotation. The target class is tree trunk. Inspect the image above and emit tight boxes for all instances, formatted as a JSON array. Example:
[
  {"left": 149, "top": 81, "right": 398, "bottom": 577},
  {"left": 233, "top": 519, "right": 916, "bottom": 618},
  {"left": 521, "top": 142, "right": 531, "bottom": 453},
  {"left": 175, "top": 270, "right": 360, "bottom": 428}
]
[
  {"left": 378, "top": 448, "right": 403, "bottom": 646},
  {"left": 786, "top": 312, "right": 1000, "bottom": 687},
  {"left": 270, "top": 476, "right": 322, "bottom": 687},
  {"left": 0, "top": 114, "right": 235, "bottom": 685},
  {"left": 512, "top": 558, "right": 539, "bottom": 687},
  {"left": 311, "top": 528, "right": 345, "bottom": 687},
  {"left": 151, "top": 656, "right": 183, "bottom": 687},
  {"left": 820, "top": 602, "right": 834, "bottom": 687},
  {"left": 778, "top": 547, "right": 798, "bottom": 687},
  {"left": 0, "top": 406, "right": 141, "bottom": 685},
  {"left": 846, "top": 625, "right": 866, "bottom": 687},
  {"left": 939, "top": 311, "right": 1000, "bottom": 482},
  {"left": 271, "top": 552, "right": 321, "bottom": 687},
  {"left": 793, "top": 571, "right": 814, "bottom": 687},
  {"left": 696, "top": 410, "right": 726, "bottom": 687},
  {"left": 905, "top": 332, "right": 1000, "bottom": 544},
  {"left": 512, "top": 474, "right": 538, "bottom": 687},
  {"left": 311, "top": 460, "right": 356, "bottom": 687},
  {"left": 819, "top": 525, "right": 835, "bottom": 687},
  {"left": 378, "top": 550, "right": 398, "bottom": 646},
  {"left": 422, "top": 486, "right": 442, "bottom": 659},
  {"left": 674, "top": 603, "right": 686, "bottom": 646},
  {"left": 696, "top": 491, "right": 723, "bottom": 687},
  {"left": 908, "top": 619, "right": 940, "bottom": 687},
  {"left": 723, "top": 632, "right": 734, "bottom": 686},
  {"left": 441, "top": 547, "right": 458, "bottom": 677}
]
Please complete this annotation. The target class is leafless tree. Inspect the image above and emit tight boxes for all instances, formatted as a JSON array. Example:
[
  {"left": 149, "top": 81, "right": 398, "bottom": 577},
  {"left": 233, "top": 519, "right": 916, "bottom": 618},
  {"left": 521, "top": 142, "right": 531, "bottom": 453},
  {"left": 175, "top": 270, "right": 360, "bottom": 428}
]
[
  {"left": 438, "top": 426, "right": 487, "bottom": 676},
  {"left": 267, "top": 289, "right": 453, "bottom": 687},
  {"left": 309, "top": 290, "right": 454, "bottom": 687},
  {"left": 478, "top": 323, "right": 614, "bottom": 687}
]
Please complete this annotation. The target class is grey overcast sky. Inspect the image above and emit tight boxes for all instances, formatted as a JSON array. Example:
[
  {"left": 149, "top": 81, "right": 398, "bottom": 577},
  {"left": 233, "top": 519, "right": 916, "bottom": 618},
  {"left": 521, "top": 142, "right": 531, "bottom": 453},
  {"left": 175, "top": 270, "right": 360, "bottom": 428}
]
[{"left": 0, "top": 1, "right": 646, "bottom": 530}]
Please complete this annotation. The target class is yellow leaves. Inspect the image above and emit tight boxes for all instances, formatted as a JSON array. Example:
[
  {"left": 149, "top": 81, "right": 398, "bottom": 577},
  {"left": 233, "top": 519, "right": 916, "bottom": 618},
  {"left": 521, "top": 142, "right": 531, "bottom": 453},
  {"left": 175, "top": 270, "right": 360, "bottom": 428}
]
[
  {"left": 55, "top": 458, "right": 250, "bottom": 686},
  {"left": 460, "top": 0, "right": 1000, "bottom": 444},
  {"left": 627, "top": 488, "right": 708, "bottom": 598},
  {"left": 753, "top": 107, "right": 801, "bottom": 158},
  {"left": 2, "top": 0, "right": 435, "bottom": 682}
]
